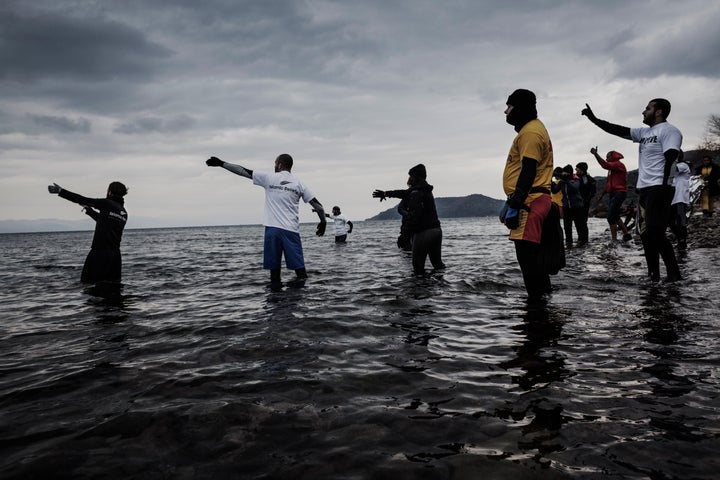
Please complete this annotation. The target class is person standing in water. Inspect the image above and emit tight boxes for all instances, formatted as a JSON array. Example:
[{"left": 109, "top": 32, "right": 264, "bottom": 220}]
[
  {"left": 206, "top": 154, "right": 326, "bottom": 284},
  {"left": 325, "top": 206, "right": 353, "bottom": 243},
  {"left": 589, "top": 147, "right": 633, "bottom": 244},
  {"left": 500, "top": 88, "right": 555, "bottom": 301},
  {"left": 373, "top": 164, "right": 445, "bottom": 275},
  {"left": 47, "top": 181, "right": 128, "bottom": 283},
  {"left": 582, "top": 98, "right": 682, "bottom": 281}
]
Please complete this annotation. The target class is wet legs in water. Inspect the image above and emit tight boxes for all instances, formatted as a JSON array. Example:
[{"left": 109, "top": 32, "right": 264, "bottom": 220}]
[
  {"left": 640, "top": 226, "right": 681, "bottom": 281},
  {"left": 514, "top": 240, "right": 551, "bottom": 300},
  {"left": 270, "top": 268, "right": 308, "bottom": 284}
]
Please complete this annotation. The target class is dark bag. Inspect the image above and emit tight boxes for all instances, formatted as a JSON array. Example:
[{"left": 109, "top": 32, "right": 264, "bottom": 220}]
[{"left": 538, "top": 203, "right": 566, "bottom": 275}]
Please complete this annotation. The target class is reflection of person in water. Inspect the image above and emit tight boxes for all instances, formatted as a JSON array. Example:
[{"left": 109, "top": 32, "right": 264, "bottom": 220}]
[
  {"left": 373, "top": 164, "right": 445, "bottom": 275},
  {"left": 325, "top": 206, "right": 353, "bottom": 243},
  {"left": 48, "top": 181, "right": 128, "bottom": 283}
]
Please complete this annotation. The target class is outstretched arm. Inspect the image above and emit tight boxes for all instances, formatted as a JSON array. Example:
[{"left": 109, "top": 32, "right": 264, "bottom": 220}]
[
  {"left": 48, "top": 183, "right": 105, "bottom": 209},
  {"left": 206, "top": 156, "right": 253, "bottom": 179},
  {"left": 309, "top": 198, "right": 327, "bottom": 236},
  {"left": 581, "top": 104, "right": 631, "bottom": 140}
]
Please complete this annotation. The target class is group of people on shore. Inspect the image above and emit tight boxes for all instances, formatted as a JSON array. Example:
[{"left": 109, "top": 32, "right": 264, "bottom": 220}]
[{"left": 47, "top": 89, "right": 718, "bottom": 301}]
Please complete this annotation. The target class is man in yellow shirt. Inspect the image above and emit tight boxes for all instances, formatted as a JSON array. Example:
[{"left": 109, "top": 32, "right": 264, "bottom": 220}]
[{"left": 500, "top": 89, "right": 558, "bottom": 301}]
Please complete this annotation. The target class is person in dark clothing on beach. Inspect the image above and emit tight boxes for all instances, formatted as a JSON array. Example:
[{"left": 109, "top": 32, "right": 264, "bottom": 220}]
[
  {"left": 575, "top": 161, "right": 596, "bottom": 230},
  {"left": 373, "top": 164, "right": 445, "bottom": 275},
  {"left": 48, "top": 181, "right": 128, "bottom": 283},
  {"left": 552, "top": 165, "right": 587, "bottom": 247},
  {"left": 582, "top": 98, "right": 682, "bottom": 282}
]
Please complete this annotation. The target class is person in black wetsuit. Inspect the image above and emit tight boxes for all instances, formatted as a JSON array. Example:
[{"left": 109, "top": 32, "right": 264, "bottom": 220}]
[
  {"left": 372, "top": 164, "right": 445, "bottom": 275},
  {"left": 48, "top": 181, "right": 128, "bottom": 283}
]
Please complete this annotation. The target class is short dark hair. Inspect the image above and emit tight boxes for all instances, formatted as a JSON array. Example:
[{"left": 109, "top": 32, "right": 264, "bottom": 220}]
[
  {"left": 108, "top": 181, "right": 128, "bottom": 197},
  {"left": 650, "top": 98, "right": 671, "bottom": 119},
  {"left": 276, "top": 153, "right": 293, "bottom": 170}
]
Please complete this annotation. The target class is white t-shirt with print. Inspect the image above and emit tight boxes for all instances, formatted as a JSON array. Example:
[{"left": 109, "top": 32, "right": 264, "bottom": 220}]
[
  {"left": 252, "top": 170, "right": 315, "bottom": 233},
  {"left": 630, "top": 121, "right": 683, "bottom": 189},
  {"left": 328, "top": 214, "right": 350, "bottom": 236},
  {"left": 671, "top": 162, "right": 690, "bottom": 205}
]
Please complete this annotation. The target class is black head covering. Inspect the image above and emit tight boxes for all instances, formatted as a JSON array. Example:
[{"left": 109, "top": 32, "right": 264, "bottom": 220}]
[
  {"left": 408, "top": 164, "right": 427, "bottom": 180},
  {"left": 576, "top": 162, "right": 589, "bottom": 173},
  {"left": 506, "top": 89, "right": 538, "bottom": 132}
]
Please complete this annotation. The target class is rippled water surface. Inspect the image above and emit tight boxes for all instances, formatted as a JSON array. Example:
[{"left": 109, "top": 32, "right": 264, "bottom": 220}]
[{"left": 1, "top": 218, "right": 719, "bottom": 479}]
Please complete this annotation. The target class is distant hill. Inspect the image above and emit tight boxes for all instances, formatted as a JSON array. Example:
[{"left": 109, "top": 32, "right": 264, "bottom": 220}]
[{"left": 366, "top": 193, "right": 505, "bottom": 221}]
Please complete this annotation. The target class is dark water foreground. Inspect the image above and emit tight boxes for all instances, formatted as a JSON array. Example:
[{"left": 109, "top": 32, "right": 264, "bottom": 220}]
[{"left": 1, "top": 218, "right": 719, "bottom": 479}]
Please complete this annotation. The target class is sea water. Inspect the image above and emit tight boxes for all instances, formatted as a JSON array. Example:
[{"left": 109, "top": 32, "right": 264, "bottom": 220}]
[{"left": 1, "top": 217, "right": 719, "bottom": 479}]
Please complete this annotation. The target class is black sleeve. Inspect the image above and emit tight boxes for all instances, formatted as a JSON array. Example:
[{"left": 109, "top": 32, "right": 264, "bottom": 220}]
[
  {"left": 384, "top": 189, "right": 409, "bottom": 199},
  {"left": 402, "top": 190, "right": 424, "bottom": 232},
  {"left": 58, "top": 189, "right": 108, "bottom": 209},
  {"left": 663, "top": 149, "right": 680, "bottom": 185},
  {"left": 84, "top": 207, "right": 100, "bottom": 221},
  {"left": 590, "top": 118, "right": 632, "bottom": 140},
  {"left": 508, "top": 157, "right": 537, "bottom": 208}
]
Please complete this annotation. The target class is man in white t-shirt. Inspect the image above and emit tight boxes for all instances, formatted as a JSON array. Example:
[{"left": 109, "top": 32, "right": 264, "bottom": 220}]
[
  {"left": 582, "top": 98, "right": 682, "bottom": 282},
  {"left": 206, "top": 153, "right": 326, "bottom": 284},
  {"left": 325, "top": 206, "right": 353, "bottom": 243}
]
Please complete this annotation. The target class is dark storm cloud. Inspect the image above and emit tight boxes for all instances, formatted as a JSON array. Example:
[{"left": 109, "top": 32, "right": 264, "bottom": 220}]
[
  {"left": 0, "top": 8, "right": 172, "bottom": 82},
  {"left": 30, "top": 114, "right": 91, "bottom": 133},
  {"left": 114, "top": 114, "right": 196, "bottom": 134}
]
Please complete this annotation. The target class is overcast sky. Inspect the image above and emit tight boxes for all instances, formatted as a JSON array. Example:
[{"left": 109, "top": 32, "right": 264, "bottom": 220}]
[{"left": 2, "top": 0, "right": 719, "bottom": 228}]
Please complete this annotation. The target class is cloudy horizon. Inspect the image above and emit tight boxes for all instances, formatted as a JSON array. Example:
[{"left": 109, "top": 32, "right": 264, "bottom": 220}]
[{"left": 2, "top": 0, "right": 719, "bottom": 230}]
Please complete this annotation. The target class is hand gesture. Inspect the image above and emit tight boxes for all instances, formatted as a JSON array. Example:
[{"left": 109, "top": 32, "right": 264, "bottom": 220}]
[
  {"left": 316, "top": 220, "right": 327, "bottom": 237},
  {"left": 47, "top": 183, "right": 62, "bottom": 194},
  {"left": 581, "top": 103, "right": 596, "bottom": 121},
  {"left": 206, "top": 156, "right": 224, "bottom": 167},
  {"left": 372, "top": 189, "right": 386, "bottom": 201},
  {"left": 590, "top": 146, "right": 598, "bottom": 155}
]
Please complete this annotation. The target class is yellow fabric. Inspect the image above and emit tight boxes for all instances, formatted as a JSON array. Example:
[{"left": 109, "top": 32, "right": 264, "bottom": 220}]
[
  {"left": 502, "top": 119, "right": 554, "bottom": 208},
  {"left": 551, "top": 181, "right": 563, "bottom": 208}
]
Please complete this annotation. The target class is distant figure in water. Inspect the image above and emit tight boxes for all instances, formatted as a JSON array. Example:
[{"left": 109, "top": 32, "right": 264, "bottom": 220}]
[
  {"left": 373, "top": 164, "right": 445, "bottom": 275},
  {"left": 325, "top": 206, "right": 353, "bottom": 243},
  {"left": 47, "top": 181, "right": 128, "bottom": 283},
  {"left": 206, "top": 154, "right": 326, "bottom": 284}
]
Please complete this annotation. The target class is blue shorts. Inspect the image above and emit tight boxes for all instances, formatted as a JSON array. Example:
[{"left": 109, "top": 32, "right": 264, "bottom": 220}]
[
  {"left": 263, "top": 226, "right": 305, "bottom": 270},
  {"left": 607, "top": 191, "right": 627, "bottom": 223}
]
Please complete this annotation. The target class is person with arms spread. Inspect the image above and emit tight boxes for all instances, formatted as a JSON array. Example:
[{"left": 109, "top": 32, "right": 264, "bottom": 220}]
[
  {"left": 582, "top": 98, "right": 682, "bottom": 281},
  {"left": 206, "top": 154, "right": 326, "bottom": 284},
  {"left": 47, "top": 181, "right": 128, "bottom": 283},
  {"left": 500, "top": 89, "right": 557, "bottom": 301},
  {"left": 373, "top": 164, "right": 445, "bottom": 275},
  {"left": 325, "top": 206, "right": 353, "bottom": 243}
]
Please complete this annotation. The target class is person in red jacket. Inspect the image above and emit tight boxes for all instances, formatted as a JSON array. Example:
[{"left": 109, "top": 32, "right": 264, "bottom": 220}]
[{"left": 590, "top": 147, "right": 633, "bottom": 244}]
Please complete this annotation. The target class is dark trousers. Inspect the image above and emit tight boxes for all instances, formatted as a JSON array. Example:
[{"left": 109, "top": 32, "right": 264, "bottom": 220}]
[
  {"left": 515, "top": 240, "right": 551, "bottom": 300},
  {"left": 638, "top": 186, "right": 681, "bottom": 280},
  {"left": 562, "top": 207, "right": 588, "bottom": 244},
  {"left": 412, "top": 227, "right": 444, "bottom": 274}
]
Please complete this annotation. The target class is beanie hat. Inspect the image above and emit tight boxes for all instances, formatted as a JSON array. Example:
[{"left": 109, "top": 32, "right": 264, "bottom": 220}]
[
  {"left": 609, "top": 151, "right": 624, "bottom": 161},
  {"left": 563, "top": 164, "right": 574, "bottom": 174},
  {"left": 408, "top": 164, "right": 427, "bottom": 180},
  {"left": 505, "top": 89, "right": 538, "bottom": 131},
  {"left": 553, "top": 166, "right": 564, "bottom": 177},
  {"left": 576, "top": 162, "right": 589, "bottom": 173}
]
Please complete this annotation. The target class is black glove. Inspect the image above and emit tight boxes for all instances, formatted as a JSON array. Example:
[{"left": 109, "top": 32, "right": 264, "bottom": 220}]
[
  {"left": 581, "top": 103, "right": 597, "bottom": 122},
  {"left": 397, "top": 234, "right": 412, "bottom": 251},
  {"left": 372, "top": 190, "right": 386, "bottom": 201},
  {"left": 316, "top": 221, "right": 326, "bottom": 236},
  {"left": 347, "top": 221, "right": 353, "bottom": 234},
  {"left": 206, "top": 156, "right": 224, "bottom": 167},
  {"left": 48, "top": 183, "right": 62, "bottom": 194}
]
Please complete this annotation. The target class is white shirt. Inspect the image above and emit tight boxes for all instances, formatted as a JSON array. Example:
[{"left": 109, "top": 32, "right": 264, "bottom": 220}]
[
  {"left": 252, "top": 170, "right": 315, "bottom": 233},
  {"left": 630, "top": 121, "right": 683, "bottom": 189},
  {"left": 671, "top": 162, "right": 690, "bottom": 205},
  {"left": 328, "top": 214, "right": 350, "bottom": 236}
]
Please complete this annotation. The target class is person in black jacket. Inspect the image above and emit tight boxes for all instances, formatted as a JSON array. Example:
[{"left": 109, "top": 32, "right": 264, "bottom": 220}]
[
  {"left": 373, "top": 164, "right": 445, "bottom": 275},
  {"left": 48, "top": 181, "right": 128, "bottom": 283}
]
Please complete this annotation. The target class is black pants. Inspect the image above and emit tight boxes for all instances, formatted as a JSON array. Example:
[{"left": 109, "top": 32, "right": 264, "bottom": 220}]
[
  {"left": 81, "top": 249, "right": 122, "bottom": 283},
  {"left": 515, "top": 240, "right": 551, "bottom": 299},
  {"left": 638, "top": 186, "right": 680, "bottom": 280},
  {"left": 412, "top": 227, "right": 444, "bottom": 274},
  {"left": 562, "top": 206, "right": 588, "bottom": 244}
]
